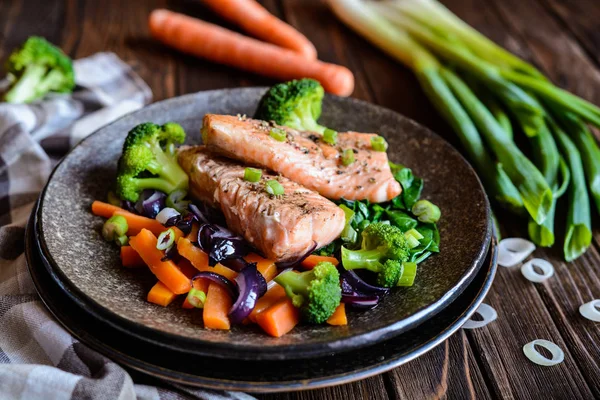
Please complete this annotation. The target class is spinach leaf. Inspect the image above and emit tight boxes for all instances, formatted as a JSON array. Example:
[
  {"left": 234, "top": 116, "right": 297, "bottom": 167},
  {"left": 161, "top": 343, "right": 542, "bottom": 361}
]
[
  {"left": 386, "top": 210, "right": 418, "bottom": 231},
  {"left": 402, "top": 177, "right": 423, "bottom": 209}
]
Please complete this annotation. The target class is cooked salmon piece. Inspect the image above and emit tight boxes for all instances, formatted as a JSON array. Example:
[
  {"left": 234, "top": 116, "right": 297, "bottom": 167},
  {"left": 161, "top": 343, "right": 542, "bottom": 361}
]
[
  {"left": 178, "top": 146, "right": 346, "bottom": 262},
  {"left": 201, "top": 114, "right": 402, "bottom": 203}
]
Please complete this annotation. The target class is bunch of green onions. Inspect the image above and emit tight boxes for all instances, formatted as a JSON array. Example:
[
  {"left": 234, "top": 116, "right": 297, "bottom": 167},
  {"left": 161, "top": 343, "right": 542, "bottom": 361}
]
[{"left": 328, "top": 0, "right": 600, "bottom": 261}]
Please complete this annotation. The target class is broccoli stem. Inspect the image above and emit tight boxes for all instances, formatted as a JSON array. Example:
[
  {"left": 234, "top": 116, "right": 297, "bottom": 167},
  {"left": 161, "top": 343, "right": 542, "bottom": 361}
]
[
  {"left": 149, "top": 142, "right": 189, "bottom": 188},
  {"left": 275, "top": 271, "right": 311, "bottom": 307},
  {"left": 4, "top": 64, "right": 47, "bottom": 103},
  {"left": 341, "top": 247, "right": 383, "bottom": 271}
]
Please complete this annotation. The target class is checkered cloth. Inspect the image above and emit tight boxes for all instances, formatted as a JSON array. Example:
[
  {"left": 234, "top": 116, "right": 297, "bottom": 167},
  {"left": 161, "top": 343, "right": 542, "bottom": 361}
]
[{"left": 0, "top": 53, "right": 255, "bottom": 400}]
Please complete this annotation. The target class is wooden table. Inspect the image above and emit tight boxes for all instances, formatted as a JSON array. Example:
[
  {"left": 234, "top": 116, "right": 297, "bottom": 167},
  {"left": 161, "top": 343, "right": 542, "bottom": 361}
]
[{"left": 2, "top": 0, "right": 599, "bottom": 398}]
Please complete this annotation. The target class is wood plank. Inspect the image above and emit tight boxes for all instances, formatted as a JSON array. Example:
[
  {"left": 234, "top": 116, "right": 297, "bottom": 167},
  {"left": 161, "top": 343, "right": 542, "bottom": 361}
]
[
  {"left": 258, "top": 377, "right": 389, "bottom": 400},
  {"left": 387, "top": 331, "right": 491, "bottom": 400}
]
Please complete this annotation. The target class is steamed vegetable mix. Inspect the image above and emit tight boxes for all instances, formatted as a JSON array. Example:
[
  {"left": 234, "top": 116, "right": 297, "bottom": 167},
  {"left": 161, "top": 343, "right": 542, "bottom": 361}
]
[
  {"left": 328, "top": 0, "right": 600, "bottom": 261},
  {"left": 2, "top": 36, "right": 75, "bottom": 103}
]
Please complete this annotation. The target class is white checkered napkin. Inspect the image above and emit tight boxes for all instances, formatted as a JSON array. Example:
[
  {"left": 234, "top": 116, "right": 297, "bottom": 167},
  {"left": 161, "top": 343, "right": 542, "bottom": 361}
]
[{"left": 0, "top": 53, "right": 256, "bottom": 399}]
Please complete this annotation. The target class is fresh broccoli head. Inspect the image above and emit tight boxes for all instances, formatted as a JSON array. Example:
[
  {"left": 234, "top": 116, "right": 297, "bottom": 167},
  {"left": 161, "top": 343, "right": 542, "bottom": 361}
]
[
  {"left": 274, "top": 262, "right": 341, "bottom": 324},
  {"left": 3, "top": 36, "right": 74, "bottom": 104},
  {"left": 116, "top": 122, "right": 188, "bottom": 202},
  {"left": 254, "top": 78, "right": 329, "bottom": 134},
  {"left": 341, "top": 222, "right": 411, "bottom": 287}
]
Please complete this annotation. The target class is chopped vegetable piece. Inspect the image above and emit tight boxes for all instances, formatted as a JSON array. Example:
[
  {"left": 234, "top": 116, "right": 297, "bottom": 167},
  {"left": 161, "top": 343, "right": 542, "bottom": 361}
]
[
  {"left": 156, "top": 228, "right": 176, "bottom": 250},
  {"left": 301, "top": 255, "right": 340, "bottom": 269},
  {"left": 120, "top": 246, "right": 145, "bottom": 268},
  {"left": 245, "top": 253, "right": 277, "bottom": 281},
  {"left": 397, "top": 262, "right": 417, "bottom": 286},
  {"left": 412, "top": 200, "right": 441, "bottom": 223},
  {"left": 113, "top": 210, "right": 167, "bottom": 237},
  {"left": 323, "top": 128, "right": 338, "bottom": 145},
  {"left": 102, "top": 215, "right": 129, "bottom": 246},
  {"left": 186, "top": 222, "right": 200, "bottom": 241},
  {"left": 523, "top": 340, "right": 564, "bottom": 366},
  {"left": 147, "top": 281, "right": 177, "bottom": 307},
  {"left": 177, "top": 259, "right": 199, "bottom": 279},
  {"left": 203, "top": 282, "right": 233, "bottom": 330},
  {"left": 462, "top": 303, "right": 497, "bottom": 329},
  {"left": 265, "top": 180, "right": 284, "bottom": 196},
  {"left": 341, "top": 148, "right": 355, "bottom": 166},
  {"left": 326, "top": 303, "right": 348, "bottom": 326},
  {"left": 186, "top": 288, "right": 207, "bottom": 308},
  {"left": 269, "top": 128, "right": 287, "bottom": 142},
  {"left": 370, "top": 135, "right": 388, "bottom": 152},
  {"left": 579, "top": 300, "right": 600, "bottom": 322},
  {"left": 498, "top": 238, "right": 536, "bottom": 268},
  {"left": 405, "top": 235, "right": 420, "bottom": 249},
  {"left": 404, "top": 228, "right": 424, "bottom": 241},
  {"left": 177, "top": 237, "right": 209, "bottom": 270},
  {"left": 339, "top": 204, "right": 358, "bottom": 244},
  {"left": 244, "top": 167, "right": 262, "bottom": 182},
  {"left": 166, "top": 189, "right": 190, "bottom": 213},
  {"left": 129, "top": 229, "right": 191, "bottom": 294},
  {"left": 249, "top": 284, "right": 287, "bottom": 322},
  {"left": 211, "top": 264, "right": 239, "bottom": 281},
  {"left": 91, "top": 200, "right": 127, "bottom": 219},
  {"left": 520, "top": 258, "right": 554, "bottom": 283},
  {"left": 183, "top": 278, "right": 210, "bottom": 309},
  {"left": 256, "top": 297, "right": 300, "bottom": 337}
]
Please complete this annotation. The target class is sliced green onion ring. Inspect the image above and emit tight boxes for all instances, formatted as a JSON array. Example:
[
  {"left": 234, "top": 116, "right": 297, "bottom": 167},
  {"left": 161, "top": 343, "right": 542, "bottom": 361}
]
[
  {"left": 244, "top": 167, "right": 262, "bottom": 182},
  {"left": 341, "top": 148, "right": 355, "bottom": 166},
  {"left": 186, "top": 288, "right": 207, "bottom": 308},
  {"left": 521, "top": 258, "right": 554, "bottom": 283},
  {"left": 157, "top": 228, "right": 176, "bottom": 251},
  {"left": 397, "top": 262, "right": 417, "bottom": 286},
  {"left": 412, "top": 200, "right": 441, "bottom": 223},
  {"left": 579, "top": 300, "right": 600, "bottom": 322},
  {"left": 323, "top": 128, "right": 338, "bottom": 145},
  {"left": 523, "top": 339, "right": 564, "bottom": 366},
  {"left": 405, "top": 228, "right": 424, "bottom": 240},
  {"left": 269, "top": 128, "right": 287, "bottom": 142},
  {"left": 498, "top": 238, "right": 535, "bottom": 267},
  {"left": 371, "top": 135, "right": 388, "bottom": 152},
  {"left": 265, "top": 180, "right": 284, "bottom": 196},
  {"left": 406, "top": 235, "right": 420, "bottom": 249},
  {"left": 462, "top": 303, "right": 497, "bottom": 329},
  {"left": 166, "top": 189, "right": 190, "bottom": 213}
]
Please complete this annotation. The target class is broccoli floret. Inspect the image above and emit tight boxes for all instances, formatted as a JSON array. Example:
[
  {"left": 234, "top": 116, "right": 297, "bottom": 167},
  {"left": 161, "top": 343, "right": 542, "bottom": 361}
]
[
  {"left": 341, "top": 223, "right": 411, "bottom": 287},
  {"left": 116, "top": 122, "right": 188, "bottom": 202},
  {"left": 3, "top": 36, "right": 74, "bottom": 104},
  {"left": 274, "top": 262, "right": 341, "bottom": 324},
  {"left": 254, "top": 79, "right": 329, "bottom": 134}
]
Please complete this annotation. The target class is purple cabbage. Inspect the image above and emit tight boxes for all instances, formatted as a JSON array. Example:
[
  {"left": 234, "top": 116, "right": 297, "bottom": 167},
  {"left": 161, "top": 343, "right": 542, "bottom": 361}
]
[
  {"left": 197, "top": 223, "right": 249, "bottom": 266},
  {"left": 176, "top": 213, "right": 197, "bottom": 236},
  {"left": 341, "top": 294, "right": 380, "bottom": 310},
  {"left": 228, "top": 264, "right": 267, "bottom": 324},
  {"left": 192, "top": 271, "right": 237, "bottom": 299},
  {"left": 135, "top": 190, "right": 166, "bottom": 218},
  {"left": 340, "top": 270, "right": 389, "bottom": 296}
]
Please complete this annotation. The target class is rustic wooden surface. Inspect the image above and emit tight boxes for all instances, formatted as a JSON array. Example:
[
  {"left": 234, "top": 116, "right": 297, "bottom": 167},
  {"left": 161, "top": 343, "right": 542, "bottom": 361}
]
[{"left": 2, "top": 0, "right": 600, "bottom": 398}]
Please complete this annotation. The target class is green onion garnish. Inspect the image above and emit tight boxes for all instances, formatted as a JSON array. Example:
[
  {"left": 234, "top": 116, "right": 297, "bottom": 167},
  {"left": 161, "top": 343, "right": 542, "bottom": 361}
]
[
  {"left": 265, "top": 180, "right": 284, "bottom": 196},
  {"left": 371, "top": 135, "right": 388, "bottom": 152},
  {"left": 339, "top": 204, "right": 358, "bottom": 243},
  {"left": 244, "top": 167, "right": 262, "bottom": 182},
  {"left": 397, "top": 262, "right": 417, "bottom": 287},
  {"left": 412, "top": 200, "right": 441, "bottom": 223},
  {"left": 323, "top": 128, "right": 338, "bottom": 145},
  {"left": 156, "top": 228, "right": 175, "bottom": 251},
  {"left": 404, "top": 228, "right": 424, "bottom": 241},
  {"left": 406, "top": 235, "right": 421, "bottom": 249},
  {"left": 269, "top": 128, "right": 287, "bottom": 142},
  {"left": 186, "top": 288, "right": 206, "bottom": 308},
  {"left": 341, "top": 148, "right": 355, "bottom": 166}
]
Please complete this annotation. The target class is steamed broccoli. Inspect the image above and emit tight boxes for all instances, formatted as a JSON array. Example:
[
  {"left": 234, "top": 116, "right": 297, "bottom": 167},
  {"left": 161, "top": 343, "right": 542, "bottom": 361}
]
[
  {"left": 254, "top": 79, "right": 329, "bottom": 134},
  {"left": 2, "top": 36, "right": 74, "bottom": 104},
  {"left": 341, "top": 222, "right": 411, "bottom": 287},
  {"left": 274, "top": 262, "right": 341, "bottom": 324},
  {"left": 116, "top": 122, "right": 188, "bottom": 202}
]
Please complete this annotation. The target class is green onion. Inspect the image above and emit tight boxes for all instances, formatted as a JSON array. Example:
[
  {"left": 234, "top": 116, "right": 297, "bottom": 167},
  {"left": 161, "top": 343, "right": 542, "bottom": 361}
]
[
  {"left": 102, "top": 215, "right": 128, "bottom": 246},
  {"left": 371, "top": 135, "right": 388, "bottom": 152},
  {"left": 323, "top": 128, "right": 338, "bottom": 145},
  {"left": 404, "top": 228, "right": 424, "bottom": 241},
  {"left": 166, "top": 189, "right": 190, "bottom": 214},
  {"left": 186, "top": 288, "right": 206, "bottom": 308},
  {"left": 341, "top": 148, "right": 355, "bottom": 166},
  {"left": 115, "top": 235, "right": 129, "bottom": 247},
  {"left": 269, "top": 128, "right": 287, "bottom": 142},
  {"left": 157, "top": 228, "right": 176, "bottom": 251},
  {"left": 406, "top": 235, "right": 420, "bottom": 249},
  {"left": 339, "top": 204, "right": 358, "bottom": 243},
  {"left": 244, "top": 167, "right": 262, "bottom": 182},
  {"left": 397, "top": 262, "right": 417, "bottom": 286},
  {"left": 265, "top": 180, "right": 284, "bottom": 196},
  {"left": 411, "top": 200, "right": 441, "bottom": 223}
]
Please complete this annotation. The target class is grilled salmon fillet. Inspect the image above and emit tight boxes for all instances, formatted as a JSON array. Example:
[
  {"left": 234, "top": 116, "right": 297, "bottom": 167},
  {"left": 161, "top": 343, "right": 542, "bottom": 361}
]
[
  {"left": 201, "top": 114, "right": 402, "bottom": 203},
  {"left": 178, "top": 146, "right": 345, "bottom": 262}
]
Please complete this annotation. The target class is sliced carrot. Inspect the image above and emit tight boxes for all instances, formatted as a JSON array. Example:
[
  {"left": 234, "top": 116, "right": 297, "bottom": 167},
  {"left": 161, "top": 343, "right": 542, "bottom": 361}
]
[
  {"left": 326, "top": 303, "right": 347, "bottom": 326},
  {"left": 177, "top": 259, "right": 199, "bottom": 279},
  {"left": 245, "top": 253, "right": 277, "bottom": 281},
  {"left": 120, "top": 246, "right": 145, "bottom": 268},
  {"left": 91, "top": 201, "right": 127, "bottom": 219},
  {"left": 256, "top": 298, "right": 300, "bottom": 337},
  {"left": 301, "top": 255, "right": 339, "bottom": 269},
  {"left": 182, "top": 278, "right": 210, "bottom": 309},
  {"left": 148, "top": 9, "right": 354, "bottom": 96},
  {"left": 200, "top": 0, "right": 317, "bottom": 59},
  {"left": 211, "top": 264, "right": 238, "bottom": 281},
  {"left": 171, "top": 226, "right": 185, "bottom": 242},
  {"left": 129, "top": 229, "right": 191, "bottom": 294},
  {"left": 177, "top": 237, "right": 209, "bottom": 270},
  {"left": 203, "top": 282, "right": 233, "bottom": 330},
  {"left": 249, "top": 284, "right": 286, "bottom": 323},
  {"left": 147, "top": 281, "right": 177, "bottom": 307},
  {"left": 113, "top": 210, "right": 166, "bottom": 237},
  {"left": 186, "top": 222, "right": 200, "bottom": 241}
]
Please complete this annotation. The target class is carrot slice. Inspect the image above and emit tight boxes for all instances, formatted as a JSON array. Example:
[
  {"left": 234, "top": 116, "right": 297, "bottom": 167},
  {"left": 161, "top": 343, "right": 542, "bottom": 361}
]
[
  {"left": 177, "top": 237, "right": 209, "bottom": 270},
  {"left": 301, "top": 255, "right": 339, "bottom": 269},
  {"left": 113, "top": 210, "right": 166, "bottom": 237},
  {"left": 186, "top": 222, "right": 200, "bottom": 241},
  {"left": 120, "top": 246, "right": 145, "bottom": 268},
  {"left": 147, "top": 281, "right": 177, "bottom": 307},
  {"left": 129, "top": 229, "right": 191, "bottom": 294},
  {"left": 203, "top": 282, "right": 232, "bottom": 330},
  {"left": 211, "top": 264, "right": 238, "bottom": 281},
  {"left": 182, "top": 278, "right": 210, "bottom": 309},
  {"left": 245, "top": 253, "right": 277, "bottom": 281},
  {"left": 200, "top": 0, "right": 317, "bottom": 59},
  {"left": 148, "top": 9, "right": 354, "bottom": 96},
  {"left": 256, "top": 298, "right": 300, "bottom": 337},
  {"left": 249, "top": 284, "right": 286, "bottom": 322},
  {"left": 326, "top": 303, "right": 347, "bottom": 326},
  {"left": 91, "top": 201, "right": 127, "bottom": 219}
]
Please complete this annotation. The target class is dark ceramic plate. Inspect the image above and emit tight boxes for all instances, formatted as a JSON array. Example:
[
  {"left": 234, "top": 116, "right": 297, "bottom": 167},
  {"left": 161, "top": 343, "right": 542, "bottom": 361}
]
[
  {"left": 26, "top": 211, "right": 497, "bottom": 392},
  {"left": 36, "top": 88, "right": 491, "bottom": 360}
]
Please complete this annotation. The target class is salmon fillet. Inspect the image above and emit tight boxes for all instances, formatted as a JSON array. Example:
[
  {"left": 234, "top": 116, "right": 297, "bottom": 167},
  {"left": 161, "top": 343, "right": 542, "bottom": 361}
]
[
  {"left": 178, "top": 146, "right": 346, "bottom": 262},
  {"left": 201, "top": 114, "right": 402, "bottom": 203}
]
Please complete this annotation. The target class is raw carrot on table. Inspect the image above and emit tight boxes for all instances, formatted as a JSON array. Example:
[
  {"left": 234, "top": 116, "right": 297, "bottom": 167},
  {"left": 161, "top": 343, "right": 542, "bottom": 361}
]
[
  {"left": 91, "top": 201, "right": 127, "bottom": 219},
  {"left": 129, "top": 229, "right": 191, "bottom": 294},
  {"left": 256, "top": 297, "right": 300, "bottom": 337},
  {"left": 148, "top": 9, "right": 354, "bottom": 96},
  {"left": 120, "top": 246, "right": 145, "bottom": 268},
  {"left": 245, "top": 253, "right": 277, "bottom": 281},
  {"left": 301, "top": 255, "right": 339, "bottom": 269},
  {"left": 326, "top": 303, "right": 347, "bottom": 326},
  {"left": 182, "top": 278, "right": 210, "bottom": 309},
  {"left": 113, "top": 210, "right": 166, "bottom": 237},
  {"left": 200, "top": 0, "right": 317, "bottom": 59},
  {"left": 203, "top": 282, "right": 233, "bottom": 330},
  {"left": 147, "top": 281, "right": 177, "bottom": 307}
]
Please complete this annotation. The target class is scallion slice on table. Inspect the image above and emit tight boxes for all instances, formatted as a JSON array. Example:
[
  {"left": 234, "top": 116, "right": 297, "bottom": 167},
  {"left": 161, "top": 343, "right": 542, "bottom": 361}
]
[{"left": 244, "top": 167, "right": 262, "bottom": 182}]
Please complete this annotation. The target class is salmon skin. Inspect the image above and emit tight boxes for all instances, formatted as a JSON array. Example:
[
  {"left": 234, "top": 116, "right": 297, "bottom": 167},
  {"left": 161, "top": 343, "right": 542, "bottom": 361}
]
[
  {"left": 178, "top": 146, "right": 345, "bottom": 262},
  {"left": 201, "top": 114, "right": 402, "bottom": 203}
]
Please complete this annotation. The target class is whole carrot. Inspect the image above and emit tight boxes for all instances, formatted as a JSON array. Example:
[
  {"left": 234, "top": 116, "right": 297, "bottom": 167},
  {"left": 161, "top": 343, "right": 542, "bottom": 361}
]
[
  {"left": 149, "top": 9, "right": 354, "bottom": 96},
  {"left": 200, "top": 0, "right": 317, "bottom": 59}
]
